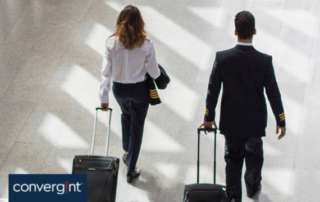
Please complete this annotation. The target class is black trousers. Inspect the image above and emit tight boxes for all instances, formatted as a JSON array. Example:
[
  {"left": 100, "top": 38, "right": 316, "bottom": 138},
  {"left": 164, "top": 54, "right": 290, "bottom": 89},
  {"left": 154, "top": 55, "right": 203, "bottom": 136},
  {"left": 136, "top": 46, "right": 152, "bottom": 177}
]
[
  {"left": 224, "top": 136, "right": 264, "bottom": 202},
  {"left": 112, "top": 80, "right": 150, "bottom": 173}
]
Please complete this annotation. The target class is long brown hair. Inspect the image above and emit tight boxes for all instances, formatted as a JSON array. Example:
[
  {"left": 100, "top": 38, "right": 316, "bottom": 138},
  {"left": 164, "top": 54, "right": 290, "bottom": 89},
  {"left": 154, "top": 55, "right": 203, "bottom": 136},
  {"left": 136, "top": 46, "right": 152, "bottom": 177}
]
[{"left": 113, "top": 5, "right": 147, "bottom": 50}]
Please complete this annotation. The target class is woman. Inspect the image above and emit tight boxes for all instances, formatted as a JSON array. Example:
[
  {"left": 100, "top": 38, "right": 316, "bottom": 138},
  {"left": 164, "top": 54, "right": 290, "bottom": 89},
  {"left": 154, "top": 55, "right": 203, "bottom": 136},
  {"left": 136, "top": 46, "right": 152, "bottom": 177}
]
[{"left": 99, "top": 5, "right": 160, "bottom": 183}]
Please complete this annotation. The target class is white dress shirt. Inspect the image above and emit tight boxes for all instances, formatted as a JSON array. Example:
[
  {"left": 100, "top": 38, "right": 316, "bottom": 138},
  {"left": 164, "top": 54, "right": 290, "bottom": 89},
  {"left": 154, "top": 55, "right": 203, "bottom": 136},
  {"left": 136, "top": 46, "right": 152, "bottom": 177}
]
[
  {"left": 237, "top": 42, "right": 253, "bottom": 46},
  {"left": 100, "top": 36, "right": 161, "bottom": 103}
]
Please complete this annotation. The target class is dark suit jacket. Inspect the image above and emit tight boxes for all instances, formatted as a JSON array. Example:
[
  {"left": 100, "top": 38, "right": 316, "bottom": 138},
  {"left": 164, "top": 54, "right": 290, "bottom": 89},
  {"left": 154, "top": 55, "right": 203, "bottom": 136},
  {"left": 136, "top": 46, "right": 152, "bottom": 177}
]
[
  {"left": 147, "top": 64, "right": 170, "bottom": 105},
  {"left": 204, "top": 45, "right": 285, "bottom": 137}
]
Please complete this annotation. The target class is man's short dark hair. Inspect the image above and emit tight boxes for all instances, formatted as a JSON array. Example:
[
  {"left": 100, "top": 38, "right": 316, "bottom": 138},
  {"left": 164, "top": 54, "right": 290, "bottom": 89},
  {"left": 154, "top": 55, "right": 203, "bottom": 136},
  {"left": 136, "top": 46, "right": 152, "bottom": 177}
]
[{"left": 235, "top": 11, "right": 255, "bottom": 39}]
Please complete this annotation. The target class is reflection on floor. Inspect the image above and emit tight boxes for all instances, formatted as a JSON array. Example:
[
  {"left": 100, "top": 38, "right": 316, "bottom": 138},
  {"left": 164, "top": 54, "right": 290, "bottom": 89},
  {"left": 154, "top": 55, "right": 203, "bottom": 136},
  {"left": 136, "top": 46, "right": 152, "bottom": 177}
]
[{"left": 0, "top": 0, "right": 319, "bottom": 201}]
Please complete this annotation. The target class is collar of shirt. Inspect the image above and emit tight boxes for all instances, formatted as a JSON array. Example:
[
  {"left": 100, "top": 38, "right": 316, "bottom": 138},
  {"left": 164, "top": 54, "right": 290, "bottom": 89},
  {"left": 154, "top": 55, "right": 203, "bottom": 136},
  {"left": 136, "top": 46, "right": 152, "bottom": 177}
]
[{"left": 237, "top": 42, "right": 253, "bottom": 46}]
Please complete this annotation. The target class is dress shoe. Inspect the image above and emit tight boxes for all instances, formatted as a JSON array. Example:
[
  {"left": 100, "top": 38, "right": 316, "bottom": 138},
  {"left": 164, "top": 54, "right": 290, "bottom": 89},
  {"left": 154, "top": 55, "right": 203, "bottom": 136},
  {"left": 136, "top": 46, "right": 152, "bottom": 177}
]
[
  {"left": 127, "top": 168, "right": 140, "bottom": 183},
  {"left": 122, "top": 153, "right": 128, "bottom": 166},
  {"left": 247, "top": 184, "right": 261, "bottom": 198}
]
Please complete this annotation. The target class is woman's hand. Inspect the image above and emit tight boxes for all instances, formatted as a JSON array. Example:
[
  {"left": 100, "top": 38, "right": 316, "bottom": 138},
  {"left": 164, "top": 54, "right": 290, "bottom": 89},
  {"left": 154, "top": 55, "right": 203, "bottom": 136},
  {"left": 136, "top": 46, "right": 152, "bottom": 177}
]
[{"left": 101, "top": 103, "right": 109, "bottom": 111}]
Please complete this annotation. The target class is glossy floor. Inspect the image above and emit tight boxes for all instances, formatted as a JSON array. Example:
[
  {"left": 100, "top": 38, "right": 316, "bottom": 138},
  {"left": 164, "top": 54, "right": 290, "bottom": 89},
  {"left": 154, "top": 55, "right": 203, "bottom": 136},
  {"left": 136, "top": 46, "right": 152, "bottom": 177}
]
[{"left": 0, "top": 0, "right": 319, "bottom": 201}]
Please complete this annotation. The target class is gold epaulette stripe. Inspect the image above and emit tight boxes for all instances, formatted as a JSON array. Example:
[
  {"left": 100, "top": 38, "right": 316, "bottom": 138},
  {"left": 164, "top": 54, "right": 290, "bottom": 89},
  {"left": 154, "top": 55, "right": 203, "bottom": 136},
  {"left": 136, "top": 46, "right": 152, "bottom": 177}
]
[
  {"left": 205, "top": 108, "right": 209, "bottom": 116},
  {"left": 149, "top": 89, "right": 159, "bottom": 98},
  {"left": 279, "top": 112, "right": 285, "bottom": 121},
  {"left": 150, "top": 93, "right": 159, "bottom": 97}
]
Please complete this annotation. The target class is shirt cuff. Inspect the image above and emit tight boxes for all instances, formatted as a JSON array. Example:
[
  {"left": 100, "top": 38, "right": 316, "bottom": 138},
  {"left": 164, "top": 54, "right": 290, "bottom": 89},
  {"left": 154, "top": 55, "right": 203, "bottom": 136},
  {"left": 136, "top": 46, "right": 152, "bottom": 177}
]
[
  {"left": 153, "top": 70, "right": 161, "bottom": 79},
  {"left": 100, "top": 95, "right": 109, "bottom": 103}
]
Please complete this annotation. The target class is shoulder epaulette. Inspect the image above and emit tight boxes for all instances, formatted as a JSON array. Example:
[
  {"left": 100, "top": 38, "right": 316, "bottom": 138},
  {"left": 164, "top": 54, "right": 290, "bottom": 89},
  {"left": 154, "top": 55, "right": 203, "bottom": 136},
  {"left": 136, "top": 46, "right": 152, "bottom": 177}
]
[{"left": 146, "top": 37, "right": 151, "bottom": 41}]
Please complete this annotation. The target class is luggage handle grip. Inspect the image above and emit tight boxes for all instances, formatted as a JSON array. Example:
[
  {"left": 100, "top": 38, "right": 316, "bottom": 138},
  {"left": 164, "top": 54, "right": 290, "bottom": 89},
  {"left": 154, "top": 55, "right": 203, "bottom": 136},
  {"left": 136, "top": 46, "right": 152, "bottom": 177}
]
[
  {"left": 197, "top": 127, "right": 217, "bottom": 185},
  {"left": 96, "top": 107, "right": 113, "bottom": 111},
  {"left": 91, "top": 107, "right": 113, "bottom": 156},
  {"left": 198, "top": 128, "right": 216, "bottom": 133}
]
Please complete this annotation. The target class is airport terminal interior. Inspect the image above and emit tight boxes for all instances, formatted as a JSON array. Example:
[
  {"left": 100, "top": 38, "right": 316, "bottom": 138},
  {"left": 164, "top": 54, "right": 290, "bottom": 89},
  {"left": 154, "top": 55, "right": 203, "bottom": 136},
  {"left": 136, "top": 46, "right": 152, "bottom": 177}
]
[{"left": 0, "top": 0, "right": 319, "bottom": 201}]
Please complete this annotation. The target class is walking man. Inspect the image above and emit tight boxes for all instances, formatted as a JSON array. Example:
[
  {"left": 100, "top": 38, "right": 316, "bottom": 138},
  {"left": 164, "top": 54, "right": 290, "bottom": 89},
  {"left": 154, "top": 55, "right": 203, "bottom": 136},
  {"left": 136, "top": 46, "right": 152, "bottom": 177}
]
[{"left": 199, "top": 11, "right": 286, "bottom": 202}]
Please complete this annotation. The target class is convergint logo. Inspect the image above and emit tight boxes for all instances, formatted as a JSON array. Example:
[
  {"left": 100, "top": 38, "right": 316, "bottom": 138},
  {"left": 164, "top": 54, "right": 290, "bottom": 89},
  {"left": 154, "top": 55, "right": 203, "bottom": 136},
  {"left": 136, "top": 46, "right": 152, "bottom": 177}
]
[
  {"left": 9, "top": 174, "right": 87, "bottom": 202},
  {"left": 13, "top": 181, "right": 83, "bottom": 195}
]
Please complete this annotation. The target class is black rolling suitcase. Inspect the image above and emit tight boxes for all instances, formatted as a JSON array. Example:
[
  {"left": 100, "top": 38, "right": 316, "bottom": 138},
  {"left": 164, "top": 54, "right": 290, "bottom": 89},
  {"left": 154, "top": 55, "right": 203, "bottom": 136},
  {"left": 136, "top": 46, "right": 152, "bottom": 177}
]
[
  {"left": 183, "top": 128, "right": 228, "bottom": 202},
  {"left": 72, "top": 107, "right": 119, "bottom": 202}
]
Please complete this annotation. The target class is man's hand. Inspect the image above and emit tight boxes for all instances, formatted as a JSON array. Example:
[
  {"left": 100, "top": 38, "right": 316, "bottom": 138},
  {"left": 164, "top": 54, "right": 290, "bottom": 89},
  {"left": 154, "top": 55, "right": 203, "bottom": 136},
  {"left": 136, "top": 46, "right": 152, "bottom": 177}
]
[
  {"left": 276, "top": 125, "right": 286, "bottom": 140},
  {"left": 101, "top": 103, "right": 109, "bottom": 111},
  {"left": 199, "top": 121, "right": 218, "bottom": 134}
]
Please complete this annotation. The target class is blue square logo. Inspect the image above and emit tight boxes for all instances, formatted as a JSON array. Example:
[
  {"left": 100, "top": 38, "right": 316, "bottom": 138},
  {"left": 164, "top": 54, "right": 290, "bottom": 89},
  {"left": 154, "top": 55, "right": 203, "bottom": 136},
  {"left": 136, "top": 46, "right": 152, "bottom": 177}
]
[{"left": 9, "top": 174, "right": 87, "bottom": 202}]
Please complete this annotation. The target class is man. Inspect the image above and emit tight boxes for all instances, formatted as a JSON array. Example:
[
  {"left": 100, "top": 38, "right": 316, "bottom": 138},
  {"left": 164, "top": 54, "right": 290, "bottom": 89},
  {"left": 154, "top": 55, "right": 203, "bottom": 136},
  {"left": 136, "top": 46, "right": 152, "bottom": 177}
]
[{"left": 199, "top": 11, "right": 286, "bottom": 202}]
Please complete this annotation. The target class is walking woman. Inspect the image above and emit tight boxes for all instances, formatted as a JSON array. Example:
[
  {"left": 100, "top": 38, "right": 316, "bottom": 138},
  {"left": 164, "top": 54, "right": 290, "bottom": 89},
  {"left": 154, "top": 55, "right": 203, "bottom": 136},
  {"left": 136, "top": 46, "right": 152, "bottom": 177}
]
[{"left": 99, "top": 5, "right": 160, "bottom": 183}]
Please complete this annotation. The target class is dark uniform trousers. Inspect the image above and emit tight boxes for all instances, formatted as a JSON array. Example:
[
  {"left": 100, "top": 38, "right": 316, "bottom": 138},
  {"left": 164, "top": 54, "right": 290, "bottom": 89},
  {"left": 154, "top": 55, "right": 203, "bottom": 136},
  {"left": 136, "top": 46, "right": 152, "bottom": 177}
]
[
  {"left": 225, "top": 136, "right": 264, "bottom": 202},
  {"left": 113, "top": 80, "right": 150, "bottom": 173}
]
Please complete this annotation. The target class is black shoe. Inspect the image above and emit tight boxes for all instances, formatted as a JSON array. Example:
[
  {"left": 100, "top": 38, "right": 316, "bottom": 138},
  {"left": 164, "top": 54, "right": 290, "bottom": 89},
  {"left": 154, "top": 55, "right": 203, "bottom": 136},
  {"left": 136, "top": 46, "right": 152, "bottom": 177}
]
[
  {"left": 127, "top": 168, "right": 140, "bottom": 183},
  {"left": 247, "top": 184, "right": 261, "bottom": 198},
  {"left": 123, "top": 154, "right": 128, "bottom": 166}
]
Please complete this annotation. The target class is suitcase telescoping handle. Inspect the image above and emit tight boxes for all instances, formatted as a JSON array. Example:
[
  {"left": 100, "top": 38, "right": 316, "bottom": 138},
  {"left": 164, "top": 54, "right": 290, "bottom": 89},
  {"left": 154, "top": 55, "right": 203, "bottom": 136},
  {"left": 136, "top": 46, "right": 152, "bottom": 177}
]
[
  {"left": 91, "top": 107, "right": 113, "bottom": 156},
  {"left": 197, "top": 128, "right": 217, "bottom": 184}
]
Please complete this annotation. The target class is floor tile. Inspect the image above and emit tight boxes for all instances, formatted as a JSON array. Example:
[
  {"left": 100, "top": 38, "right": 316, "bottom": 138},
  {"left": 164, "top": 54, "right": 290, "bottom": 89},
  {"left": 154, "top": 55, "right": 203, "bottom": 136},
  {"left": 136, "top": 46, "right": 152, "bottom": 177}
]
[
  {"left": 288, "top": 169, "right": 320, "bottom": 202},
  {"left": 294, "top": 135, "right": 320, "bottom": 170},
  {"left": 117, "top": 176, "right": 162, "bottom": 202},
  {"left": 155, "top": 179, "right": 186, "bottom": 202},
  {"left": 0, "top": 64, "right": 19, "bottom": 100},
  {"left": 0, "top": 176, "right": 8, "bottom": 198},
  {"left": 40, "top": 147, "right": 91, "bottom": 174},
  {"left": 0, "top": 142, "right": 53, "bottom": 177},
  {"left": 2, "top": 55, "right": 61, "bottom": 102},
  {"left": 253, "top": 158, "right": 293, "bottom": 196},
  {"left": 242, "top": 193, "right": 287, "bottom": 202},
  {"left": 0, "top": 101, "right": 35, "bottom": 134},
  {"left": 0, "top": 132, "right": 18, "bottom": 164},
  {"left": 16, "top": 110, "right": 87, "bottom": 148}
]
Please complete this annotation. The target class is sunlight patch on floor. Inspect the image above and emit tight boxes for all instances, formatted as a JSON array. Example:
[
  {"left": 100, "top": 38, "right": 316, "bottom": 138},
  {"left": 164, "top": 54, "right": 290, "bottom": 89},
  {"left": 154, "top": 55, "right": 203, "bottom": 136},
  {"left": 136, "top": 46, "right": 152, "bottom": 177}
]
[
  {"left": 85, "top": 23, "right": 113, "bottom": 57},
  {"left": 40, "top": 113, "right": 88, "bottom": 149}
]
